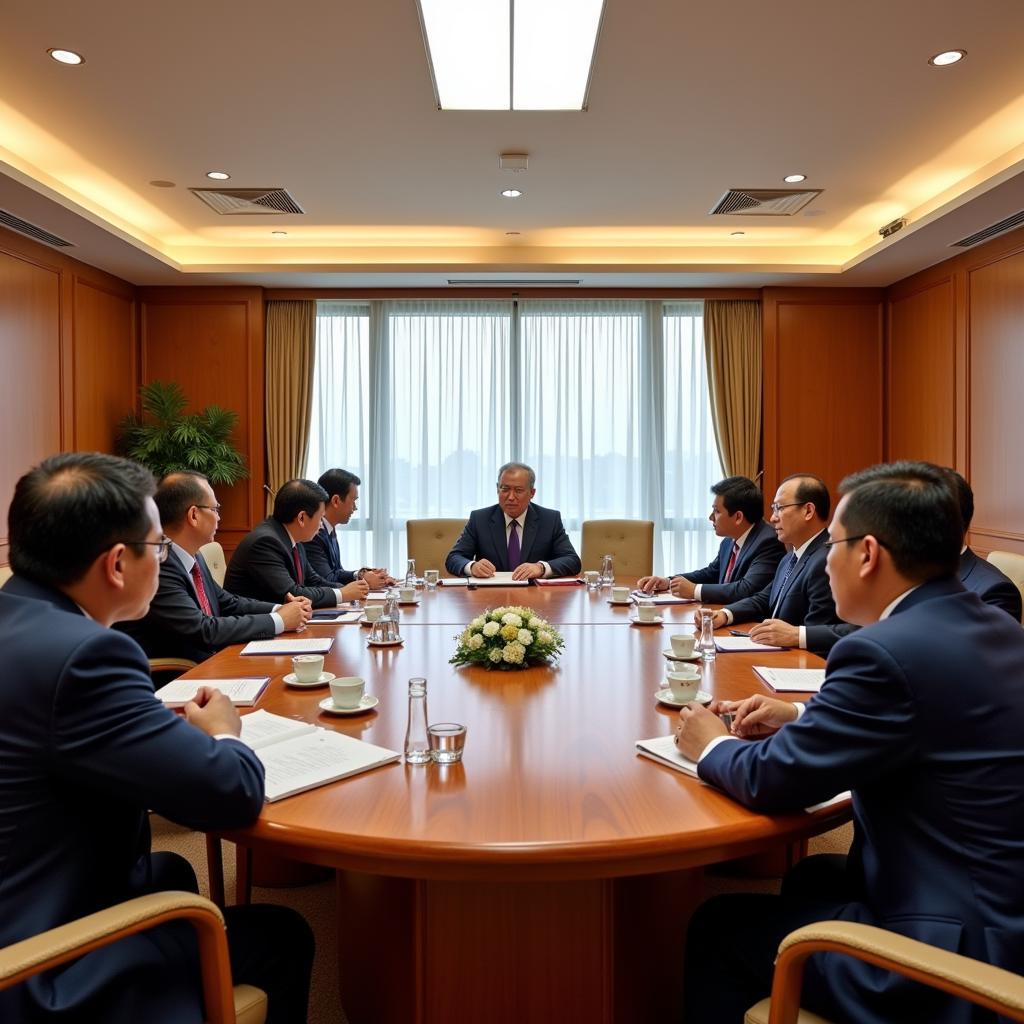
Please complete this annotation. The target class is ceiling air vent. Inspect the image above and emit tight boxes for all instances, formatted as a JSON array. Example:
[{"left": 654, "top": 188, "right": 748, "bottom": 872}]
[
  {"left": 951, "top": 210, "right": 1024, "bottom": 248},
  {"left": 710, "top": 188, "right": 823, "bottom": 216},
  {"left": 189, "top": 187, "right": 304, "bottom": 215},
  {"left": 0, "top": 209, "right": 74, "bottom": 247}
]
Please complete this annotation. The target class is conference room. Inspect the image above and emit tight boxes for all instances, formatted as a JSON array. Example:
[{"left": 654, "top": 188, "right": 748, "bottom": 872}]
[{"left": 2, "top": 1, "right": 1024, "bottom": 1022}]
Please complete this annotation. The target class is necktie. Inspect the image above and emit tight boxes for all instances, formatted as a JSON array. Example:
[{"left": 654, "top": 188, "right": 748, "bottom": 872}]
[
  {"left": 292, "top": 545, "right": 304, "bottom": 585},
  {"left": 507, "top": 519, "right": 521, "bottom": 570},
  {"left": 190, "top": 561, "right": 213, "bottom": 616},
  {"left": 771, "top": 553, "right": 798, "bottom": 617},
  {"left": 723, "top": 543, "right": 739, "bottom": 583}
]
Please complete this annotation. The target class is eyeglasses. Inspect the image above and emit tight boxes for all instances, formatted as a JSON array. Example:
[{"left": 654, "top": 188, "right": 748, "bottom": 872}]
[
  {"left": 195, "top": 504, "right": 222, "bottom": 514},
  {"left": 769, "top": 502, "right": 804, "bottom": 514},
  {"left": 127, "top": 537, "right": 173, "bottom": 562},
  {"left": 824, "top": 534, "right": 889, "bottom": 551},
  {"left": 497, "top": 486, "right": 529, "bottom": 497}
]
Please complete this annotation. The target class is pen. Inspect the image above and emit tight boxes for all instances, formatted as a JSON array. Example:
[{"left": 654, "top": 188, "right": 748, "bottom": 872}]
[{"left": 729, "top": 629, "right": 750, "bottom": 637}]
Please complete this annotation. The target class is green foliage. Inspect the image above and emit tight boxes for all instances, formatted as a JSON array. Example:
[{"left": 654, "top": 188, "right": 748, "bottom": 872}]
[{"left": 117, "top": 380, "right": 248, "bottom": 484}]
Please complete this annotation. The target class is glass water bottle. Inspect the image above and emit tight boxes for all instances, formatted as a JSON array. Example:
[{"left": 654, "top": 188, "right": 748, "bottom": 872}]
[{"left": 404, "top": 677, "right": 431, "bottom": 764}]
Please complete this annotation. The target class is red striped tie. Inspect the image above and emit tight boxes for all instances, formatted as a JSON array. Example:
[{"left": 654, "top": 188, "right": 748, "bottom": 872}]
[
  {"left": 191, "top": 562, "right": 213, "bottom": 616},
  {"left": 723, "top": 544, "right": 739, "bottom": 583},
  {"left": 292, "top": 546, "right": 304, "bottom": 585}
]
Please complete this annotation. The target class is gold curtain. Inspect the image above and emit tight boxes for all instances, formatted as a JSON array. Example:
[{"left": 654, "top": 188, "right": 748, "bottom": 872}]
[
  {"left": 265, "top": 300, "right": 317, "bottom": 512},
  {"left": 703, "top": 299, "right": 762, "bottom": 480}
]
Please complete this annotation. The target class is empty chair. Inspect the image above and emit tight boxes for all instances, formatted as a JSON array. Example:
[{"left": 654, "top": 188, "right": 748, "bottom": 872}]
[
  {"left": 987, "top": 550, "right": 1024, "bottom": 623},
  {"left": 580, "top": 519, "right": 654, "bottom": 578},
  {"left": 0, "top": 565, "right": 11, "bottom": 587},
  {"left": 406, "top": 519, "right": 467, "bottom": 578},
  {"left": 199, "top": 540, "right": 227, "bottom": 586}
]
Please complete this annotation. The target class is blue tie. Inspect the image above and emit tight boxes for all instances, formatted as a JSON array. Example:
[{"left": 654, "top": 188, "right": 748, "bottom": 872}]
[{"left": 771, "top": 553, "right": 798, "bottom": 617}]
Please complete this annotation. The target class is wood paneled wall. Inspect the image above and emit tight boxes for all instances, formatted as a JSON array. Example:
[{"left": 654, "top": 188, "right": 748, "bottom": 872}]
[
  {"left": 761, "top": 287, "right": 886, "bottom": 508},
  {"left": 887, "top": 223, "right": 1024, "bottom": 556},
  {"left": 0, "top": 227, "right": 136, "bottom": 565},
  {"left": 138, "top": 287, "right": 265, "bottom": 556}
]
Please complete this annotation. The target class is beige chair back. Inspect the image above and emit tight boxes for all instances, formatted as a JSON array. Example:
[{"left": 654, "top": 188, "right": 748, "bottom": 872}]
[
  {"left": 406, "top": 519, "right": 466, "bottom": 578},
  {"left": 986, "top": 550, "right": 1024, "bottom": 623},
  {"left": 0, "top": 565, "right": 12, "bottom": 587},
  {"left": 199, "top": 541, "right": 227, "bottom": 586},
  {"left": 580, "top": 519, "right": 655, "bottom": 578}
]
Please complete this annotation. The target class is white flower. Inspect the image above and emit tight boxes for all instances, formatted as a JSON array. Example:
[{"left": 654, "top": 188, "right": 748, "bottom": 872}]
[
  {"left": 488, "top": 647, "right": 503, "bottom": 662},
  {"left": 468, "top": 633, "right": 484, "bottom": 649},
  {"left": 537, "top": 630, "right": 553, "bottom": 645},
  {"left": 502, "top": 641, "right": 525, "bottom": 664},
  {"left": 517, "top": 629, "right": 534, "bottom": 646},
  {"left": 489, "top": 610, "right": 503, "bottom": 622},
  {"left": 528, "top": 617, "right": 543, "bottom": 630},
  {"left": 471, "top": 615, "right": 486, "bottom": 629},
  {"left": 459, "top": 628, "right": 473, "bottom": 645},
  {"left": 482, "top": 621, "right": 500, "bottom": 637},
  {"left": 501, "top": 612, "right": 523, "bottom": 628}
]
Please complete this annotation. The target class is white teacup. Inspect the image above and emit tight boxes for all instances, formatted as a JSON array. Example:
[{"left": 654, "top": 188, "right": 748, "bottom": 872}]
[
  {"left": 399, "top": 586, "right": 416, "bottom": 602},
  {"left": 670, "top": 634, "right": 696, "bottom": 657},
  {"left": 666, "top": 667, "right": 700, "bottom": 703},
  {"left": 292, "top": 653, "right": 324, "bottom": 683},
  {"left": 611, "top": 585, "right": 630, "bottom": 603},
  {"left": 636, "top": 602, "right": 657, "bottom": 622},
  {"left": 330, "top": 676, "right": 365, "bottom": 709},
  {"left": 363, "top": 605, "right": 383, "bottom": 622}
]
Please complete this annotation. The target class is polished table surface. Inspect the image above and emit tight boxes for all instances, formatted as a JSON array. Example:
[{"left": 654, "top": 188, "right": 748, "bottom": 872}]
[{"left": 183, "top": 582, "right": 847, "bottom": 1023}]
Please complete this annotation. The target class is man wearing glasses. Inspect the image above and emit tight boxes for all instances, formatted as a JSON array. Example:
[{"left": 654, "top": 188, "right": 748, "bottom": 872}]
[
  {"left": 120, "top": 471, "right": 312, "bottom": 664},
  {"left": 445, "top": 462, "right": 581, "bottom": 580},
  {"left": 0, "top": 452, "right": 313, "bottom": 1023}
]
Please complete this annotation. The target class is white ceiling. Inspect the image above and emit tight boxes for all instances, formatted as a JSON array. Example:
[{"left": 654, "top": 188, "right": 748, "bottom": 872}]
[{"left": 1, "top": 0, "right": 1023, "bottom": 288}]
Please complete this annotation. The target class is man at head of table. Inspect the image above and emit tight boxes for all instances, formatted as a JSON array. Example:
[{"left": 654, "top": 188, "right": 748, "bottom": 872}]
[
  {"left": 444, "top": 462, "right": 581, "bottom": 581},
  {"left": 675, "top": 460, "right": 1024, "bottom": 1024},
  {"left": 700, "top": 473, "right": 855, "bottom": 657},
  {"left": 637, "top": 475, "right": 785, "bottom": 602}
]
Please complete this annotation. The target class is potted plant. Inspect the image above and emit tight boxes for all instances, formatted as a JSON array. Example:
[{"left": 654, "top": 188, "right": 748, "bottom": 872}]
[{"left": 117, "top": 380, "right": 247, "bottom": 483}]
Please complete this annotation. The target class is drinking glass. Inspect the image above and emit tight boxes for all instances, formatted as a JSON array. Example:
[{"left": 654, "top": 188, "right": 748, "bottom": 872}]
[
  {"left": 424, "top": 569, "right": 440, "bottom": 590},
  {"left": 583, "top": 570, "right": 601, "bottom": 591},
  {"left": 428, "top": 722, "right": 466, "bottom": 764}
]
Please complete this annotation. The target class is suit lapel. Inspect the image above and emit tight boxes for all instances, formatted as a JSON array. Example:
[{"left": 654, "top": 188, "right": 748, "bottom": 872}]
[
  {"left": 717, "top": 537, "right": 733, "bottom": 582},
  {"left": 490, "top": 507, "right": 509, "bottom": 571},
  {"left": 519, "top": 506, "right": 539, "bottom": 565},
  {"left": 775, "top": 531, "right": 825, "bottom": 609}
]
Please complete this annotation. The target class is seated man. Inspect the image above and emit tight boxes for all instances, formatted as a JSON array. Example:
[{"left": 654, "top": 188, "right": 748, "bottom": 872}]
[
  {"left": 118, "top": 471, "right": 311, "bottom": 663},
  {"left": 0, "top": 452, "right": 313, "bottom": 1024},
  {"left": 676, "top": 460, "right": 1024, "bottom": 1024},
  {"left": 637, "top": 475, "right": 784, "bottom": 601},
  {"left": 226, "top": 478, "right": 361, "bottom": 608},
  {"left": 945, "top": 467, "right": 1022, "bottom": 621},
  {"left": 445, "top": 462, "right": 581, "bottom": 580},
  {"left": 303, "top": 468, "right": 394, "bottom": 590},
  {"left": 702, "top": 474, "right": 853, "bottom": 657}
]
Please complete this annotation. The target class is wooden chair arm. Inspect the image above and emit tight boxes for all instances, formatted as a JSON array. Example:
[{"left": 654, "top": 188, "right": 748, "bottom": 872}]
[{"left": 149, "top": 657, "right": 198, "bottom": 675}]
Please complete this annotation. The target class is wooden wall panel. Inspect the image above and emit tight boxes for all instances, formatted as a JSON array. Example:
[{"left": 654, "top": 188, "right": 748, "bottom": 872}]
[
  {"left": 762, "top": 288, "right": 885, "bottom": 507},
  {"left": 139, "top": 288, "right": 265, "bottom": 553}
]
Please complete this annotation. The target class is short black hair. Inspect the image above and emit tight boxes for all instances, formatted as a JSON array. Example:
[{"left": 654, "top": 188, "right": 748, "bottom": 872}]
[
  {"left": 155, "top": 471, "right": 209, "bottom": 528},
  {"left": 838, "top": 461, "right": 962, "bottom": 581},
  {"left": 273, "top": 479, "right": 328, "bottom": 524},
  {"left": 711, "top": 476, "right": 763, "bottom": 524},
  {"left": 781, "top": 473, "right": 831, "bottom": 521},
  {"left": 317, "top": 468, "right": 360, "bottom": 502},
  {"left": 9, "top": 452, "right": 156, "bottom": 587},
  {"left": 943, "top": 468, "right": 973, "bottom": 532}
]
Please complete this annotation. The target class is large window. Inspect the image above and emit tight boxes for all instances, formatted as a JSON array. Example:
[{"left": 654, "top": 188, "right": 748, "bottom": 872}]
[{"left": 306, "top": 299, "right": 722, "bottom": 573}]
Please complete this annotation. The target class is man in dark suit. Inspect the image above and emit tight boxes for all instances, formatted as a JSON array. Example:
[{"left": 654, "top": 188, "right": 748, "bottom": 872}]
[
  {"left": 945, "top": 468, "right": 1022, "bottom": 621},
  {"left": 0, "top": 453, "right": 313, "bottom": 1024},
  {"left": 704, "top": 474, "right": 853, "bottom": 656},
  {"left": 225, "top": 478, "right": 352, "bottom": 608},
  {"left": 302, "top": 467, "right": 393, "bottom": 592},
  {"left": 637, "top": 476, "right": 784, "bottom": 601},
  {"left": 119, "top": 471, "right": 311, "bottom": 663},
  {"left": 676, "top": 461, "right": 1024, "bottom": 1024},
  {"left": 445, "top": 462, "right": 581, "bottom": 579}
]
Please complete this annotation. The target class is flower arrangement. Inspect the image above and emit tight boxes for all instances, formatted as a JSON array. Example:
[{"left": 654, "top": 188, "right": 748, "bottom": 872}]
[{"left": 450, "top": 606, "right": 565, "bottom": 670}]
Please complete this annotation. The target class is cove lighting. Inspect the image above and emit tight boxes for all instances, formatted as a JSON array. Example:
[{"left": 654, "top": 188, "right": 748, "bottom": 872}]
[
  {"left": 48, "top": 48, "right": 84, "bottom": 65},
  {"left": 417, "top": 0, "right": 605, "bottom": 110}
]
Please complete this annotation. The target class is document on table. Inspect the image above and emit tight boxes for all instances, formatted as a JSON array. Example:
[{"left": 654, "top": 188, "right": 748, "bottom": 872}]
[
  {"left": 752, "top": 666, "right": 827, "bottom": 693},
  {"left": 630, "top": 590, "right": 696, "bottom": 605},
  {"left": 154, "top": 677, "right": 270, "bottom": 708},
  {"left": 468, "top": 572, "right": 529, "bottom": 587},
  {"left": 240, "top": 637, "right": 334, "bottom": 655},
  {"left": 308, "top": 609, "right": 364, "bottom": 624},
  {"left": 533, "top": 577, "right": 583, "bottom": 587},
  {"left": 714, "top": 636, "right": 785, "bottom": 652}
]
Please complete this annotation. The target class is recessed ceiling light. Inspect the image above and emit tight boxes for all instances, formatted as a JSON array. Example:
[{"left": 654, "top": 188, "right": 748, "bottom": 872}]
[
  {"left": 206, "top": 170, "right": 231, "bottom": 180},
  {"left": 730, "top": 231, "right": 745, "bottom": 237},
  {"left": 501, "top": 189, "right": 523, "bottom": 198},
  {"left": 783, "top": 173, "right": 806, "bottom": 183},
  {"left": 928, "top": 49, "right": 966, "bottom": 66},
  {"left": 271, "top": 230, "right": 288, "bottom": 236},
  {"left": 47, "top": 48, "right": 84, "bottom": 65},
  {"left": 149, "top": 180, "right": 176, "bottom": 188}
]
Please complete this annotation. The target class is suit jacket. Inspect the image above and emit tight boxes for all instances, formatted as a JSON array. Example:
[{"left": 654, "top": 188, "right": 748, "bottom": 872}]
[
  {"left": 0, "top": 575, "right": 265, "bottom": 1024},
  {"left": 225, "top": 517, "right": 338, "bottom": 608},
  {"left": 445, "top": 503, "right": 581, "bottom": 578},
  {"left": 723, "top": 530, "right": 855, "bottom": 656},
  {"left": 680, "top": 519, "right": 785, "bottom": 603},
  {"left": 959, "top": 547, "right": 1022, "bottom": 622},
  {"left": 302, "top": 521, "right": 356, "bottom": 585},
  {"left": 699, "top": 578, "right": 1024, "bottom": 1024},
  {"left": 117, "top": 549, "right": 278, "bottom": 663}
]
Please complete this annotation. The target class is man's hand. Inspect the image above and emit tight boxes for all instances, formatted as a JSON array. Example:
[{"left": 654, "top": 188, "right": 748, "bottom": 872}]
[
  {"left": 471, "top": 559, "right": 496, "bottom": 578},
  {"left": 694, "top": 608, "right": 728, "bottom": 629},
  {"left": 637, "top": 574, "right": 670, "bottom": 594},
  {"left": 362, "top": 568, "right": 394, "bottom": 589},
  {"left": 749, "top": 619, "right": 799, "bottom": 648},
  {"left": 278, "top": 598, "right": 311, "bottom": 631},
  {"left": 284, "top": 592, "right": 313, "bottom": 613},
  {"left": 184, "top": 686, "right": 242, "bottom": 737},
  {"left": 341, "top": 579, "right": 370, "bottom": 603},
  {"left": 512, "top": 562, "right": 544, "bottom": 581},
  {"left": 674, "top": 703, "right": 729, "bottom": 760},
  {"left": 670, "top": 576, "right": 697, "bottom": 599},
  {"left": 718, "top": 694, "right": 798, "bottom": 737}
]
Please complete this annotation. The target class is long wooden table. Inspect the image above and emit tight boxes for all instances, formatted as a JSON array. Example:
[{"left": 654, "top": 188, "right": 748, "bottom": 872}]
[{"left": 183, "top": 582, "right": 847, "bottom": 1024}]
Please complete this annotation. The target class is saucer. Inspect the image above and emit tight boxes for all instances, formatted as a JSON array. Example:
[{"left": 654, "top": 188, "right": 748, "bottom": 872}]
[
  {"left": 655, "top": 688, "right": 712, "bottom": 708},
  {"left": 662, "top": 648, "right": 700, "bottom": 662},
  {"left": 283, "top": 671, "right": 335, "bottom": 688},
  {"left": 629, "top": 614, "right": 663, "bottom": 625},
  {"left": 608, "top": 599, "right": 632, "bottom": 606},
  {"left": 367, "top": 636, "right": 404, "bottom": 647},
  {"left": 318, "top": 694, "right": 379, "bottom": 715},
  {"left": 397, "top": 599, "right": 420, "bottom": 606}
]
